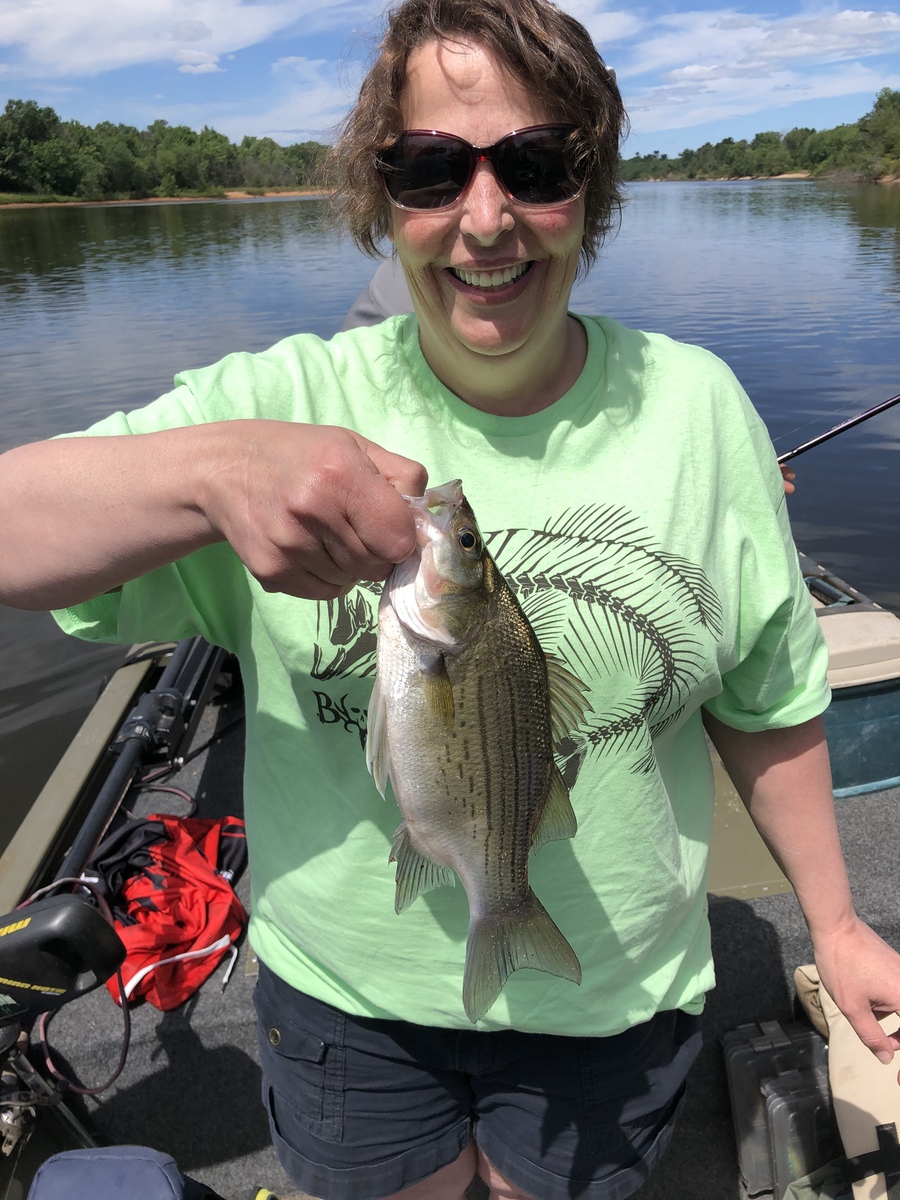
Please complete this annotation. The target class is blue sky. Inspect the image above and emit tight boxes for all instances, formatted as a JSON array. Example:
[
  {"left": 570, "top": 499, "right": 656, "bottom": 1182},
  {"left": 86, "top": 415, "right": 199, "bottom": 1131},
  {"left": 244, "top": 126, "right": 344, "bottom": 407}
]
[{"left": 1, "top": 0, "right": 899, "bottom": 159}]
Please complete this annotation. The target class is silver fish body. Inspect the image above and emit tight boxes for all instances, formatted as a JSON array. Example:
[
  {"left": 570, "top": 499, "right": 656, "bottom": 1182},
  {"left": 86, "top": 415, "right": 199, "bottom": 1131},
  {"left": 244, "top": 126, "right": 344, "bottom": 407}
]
[{"left": 366, "top": 480, "right": 589, "bottom": 1022}]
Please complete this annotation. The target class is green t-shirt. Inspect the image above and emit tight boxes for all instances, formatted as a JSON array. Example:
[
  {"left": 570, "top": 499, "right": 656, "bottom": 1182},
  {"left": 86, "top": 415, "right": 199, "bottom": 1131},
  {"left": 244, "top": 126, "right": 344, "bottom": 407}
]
[{"left": 54, "top": 314, "right": 830, "bottom": 1034}]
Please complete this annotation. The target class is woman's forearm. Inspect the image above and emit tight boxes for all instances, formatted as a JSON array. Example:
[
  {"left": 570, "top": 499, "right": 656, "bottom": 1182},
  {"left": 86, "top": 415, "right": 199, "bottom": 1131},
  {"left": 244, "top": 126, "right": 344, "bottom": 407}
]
[
  {"left": 704, "top": 710, "right": 900, "bottom": 1065},
  {"left": 702, "top": 712, "right": 856, "bottom": 938},
  {"left": 0, "top": 428, "right": 221, "bottom": 610},
  {"left": 0, "top": 420, "right": 427, "bottom": 611}
]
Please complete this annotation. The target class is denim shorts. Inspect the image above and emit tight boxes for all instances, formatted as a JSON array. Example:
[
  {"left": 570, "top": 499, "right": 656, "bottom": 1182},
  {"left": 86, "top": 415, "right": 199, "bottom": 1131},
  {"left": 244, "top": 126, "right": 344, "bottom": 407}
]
[{"left": 254, "top": 961, "right": 702, "bottom": 1200}]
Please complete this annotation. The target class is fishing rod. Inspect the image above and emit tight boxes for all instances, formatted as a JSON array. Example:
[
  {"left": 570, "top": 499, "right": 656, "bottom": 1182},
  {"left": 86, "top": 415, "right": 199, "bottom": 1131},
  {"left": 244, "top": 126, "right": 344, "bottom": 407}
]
[{"left": 776, "top": 391, "right": 900, "bottom": 464}]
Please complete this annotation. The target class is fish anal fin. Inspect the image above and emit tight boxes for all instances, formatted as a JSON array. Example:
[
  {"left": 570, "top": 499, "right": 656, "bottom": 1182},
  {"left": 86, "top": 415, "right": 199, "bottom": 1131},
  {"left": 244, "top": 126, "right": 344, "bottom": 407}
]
[
  {"left": 422, "top": 654, "right": 455, "bottom": 728},
  {"left": 390, "top": 824, "right": 456, "bottom": 914},
  {"left": 365, "top": 675, "right": 390, "bottom": 796},
  {"left": 462, "top": 894, "right": 582, "bottom": 1023},
  {"left": 531, "top": 766, "right": 577, "bottom": 852},
  {"left": 545, "top": 652, "right": 592, "bottom": 745}
]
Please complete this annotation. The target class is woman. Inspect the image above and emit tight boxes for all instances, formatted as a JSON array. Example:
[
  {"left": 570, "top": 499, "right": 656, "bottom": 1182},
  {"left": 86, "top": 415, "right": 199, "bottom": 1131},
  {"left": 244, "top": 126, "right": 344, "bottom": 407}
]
[{"left": 1, "top": 2, "right": 898, "bottom": 1198}]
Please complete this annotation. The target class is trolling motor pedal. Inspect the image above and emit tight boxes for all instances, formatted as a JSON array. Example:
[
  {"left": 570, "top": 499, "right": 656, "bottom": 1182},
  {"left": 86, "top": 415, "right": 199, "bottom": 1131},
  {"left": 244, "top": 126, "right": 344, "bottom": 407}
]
[{"left": 0, "top": 894, "right": 125, "bottom": 1027}]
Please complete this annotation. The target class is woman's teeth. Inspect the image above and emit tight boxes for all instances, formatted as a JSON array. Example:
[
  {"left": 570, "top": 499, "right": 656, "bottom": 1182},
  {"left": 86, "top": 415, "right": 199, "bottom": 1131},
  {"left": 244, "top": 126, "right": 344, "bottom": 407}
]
[{"left": 451, "top": 263, "right": 530, "bottom": 289}]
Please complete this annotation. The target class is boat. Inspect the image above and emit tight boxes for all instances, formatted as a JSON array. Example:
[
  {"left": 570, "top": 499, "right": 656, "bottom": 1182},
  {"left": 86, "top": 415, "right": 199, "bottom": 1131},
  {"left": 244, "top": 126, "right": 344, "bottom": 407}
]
[{"left": 0, "top": 552, "right": 898, "bottom": 1200}]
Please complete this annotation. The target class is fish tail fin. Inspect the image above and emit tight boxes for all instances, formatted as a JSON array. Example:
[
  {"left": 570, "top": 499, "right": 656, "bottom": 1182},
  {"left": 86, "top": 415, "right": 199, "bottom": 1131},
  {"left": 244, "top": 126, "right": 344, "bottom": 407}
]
[{"left": 462, "top": 895, "right": 581, "bottom": 1024}]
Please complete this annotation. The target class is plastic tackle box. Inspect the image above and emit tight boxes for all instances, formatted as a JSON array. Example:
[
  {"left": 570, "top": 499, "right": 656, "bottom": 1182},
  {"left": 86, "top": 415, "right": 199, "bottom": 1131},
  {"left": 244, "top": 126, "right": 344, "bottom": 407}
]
[
  {"left": 723, "top": 1019, "right": 838, "bottom": 1195},
  {"left": 762, "top": 1067, "right": 843, "bottom": 1198}
]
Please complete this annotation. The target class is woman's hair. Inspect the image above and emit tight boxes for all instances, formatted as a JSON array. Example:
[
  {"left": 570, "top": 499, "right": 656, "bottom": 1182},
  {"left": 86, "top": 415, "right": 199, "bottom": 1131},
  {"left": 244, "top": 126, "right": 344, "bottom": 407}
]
[{"left": 327, "top": 0, "right": 627, "bottom": 271}]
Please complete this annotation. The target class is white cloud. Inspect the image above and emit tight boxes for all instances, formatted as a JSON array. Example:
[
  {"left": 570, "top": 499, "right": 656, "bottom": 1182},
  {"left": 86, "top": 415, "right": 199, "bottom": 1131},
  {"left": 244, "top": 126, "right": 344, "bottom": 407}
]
[
  {"left": 0, "top": 0, "right": 375, "bottom": 79},
  {"left": 169, "top": 21, "right": 212, "bottom": 42},
  {"left": 616, "top": 6, "right": 900, "bottom": 80},
  {"left": 604, "top": 4, "right": 900, "bottom": 137},
  {"left": 628, "top": 61, "right": 900, "bottom": 134},
  {"left": 2, "top": 0, "right": 898, "bottom": 149},
  {"left": 174, "top": 49, "right": 223, "bottom": 74},
  {"left": 134, "top": 54, "right": 362, "bottom": 143},
  {"left": 178, "top": 61, "right": 224, "bottom": 75},
  {"left": 562, "top": 3, "right": 647, "bottom": 46}
]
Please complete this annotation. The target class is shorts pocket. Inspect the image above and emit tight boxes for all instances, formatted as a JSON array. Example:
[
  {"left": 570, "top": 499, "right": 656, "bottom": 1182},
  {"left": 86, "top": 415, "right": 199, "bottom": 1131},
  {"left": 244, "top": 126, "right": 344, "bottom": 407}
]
[{"left": 255, "top": 979, "right": 346, "bottom": 1144}]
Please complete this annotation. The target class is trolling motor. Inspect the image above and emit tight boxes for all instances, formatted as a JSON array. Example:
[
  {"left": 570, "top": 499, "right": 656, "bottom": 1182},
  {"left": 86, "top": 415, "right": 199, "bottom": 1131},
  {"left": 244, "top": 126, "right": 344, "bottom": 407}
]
[{"left": 0, "top": 894, "right": 125, "bottom": 1156}]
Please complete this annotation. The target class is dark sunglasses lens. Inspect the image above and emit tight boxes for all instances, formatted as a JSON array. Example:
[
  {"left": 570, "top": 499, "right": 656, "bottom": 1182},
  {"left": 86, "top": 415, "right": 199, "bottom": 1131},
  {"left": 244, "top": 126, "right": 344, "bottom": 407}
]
[
  {"left": 497, "top": 129, "right": 584, "bottom": 204},
  {"left": 381, "top": 135, "right": 472, "bottom": 209}
]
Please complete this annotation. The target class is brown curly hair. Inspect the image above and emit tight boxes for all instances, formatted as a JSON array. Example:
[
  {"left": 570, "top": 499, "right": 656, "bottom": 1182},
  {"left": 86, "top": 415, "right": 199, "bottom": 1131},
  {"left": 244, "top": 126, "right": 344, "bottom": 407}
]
[{"left": 326, "top": 0, "right": 627, "bottom": 272}]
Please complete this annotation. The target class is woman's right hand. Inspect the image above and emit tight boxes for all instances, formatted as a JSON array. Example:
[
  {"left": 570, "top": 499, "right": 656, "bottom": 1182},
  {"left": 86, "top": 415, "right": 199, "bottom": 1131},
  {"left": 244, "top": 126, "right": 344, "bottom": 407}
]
[
  {"left": 0, "top": 421, "right": 427, "bottom": 609},
  {"left": 199, "top": 421, "right": 428, "bottom": 601}
]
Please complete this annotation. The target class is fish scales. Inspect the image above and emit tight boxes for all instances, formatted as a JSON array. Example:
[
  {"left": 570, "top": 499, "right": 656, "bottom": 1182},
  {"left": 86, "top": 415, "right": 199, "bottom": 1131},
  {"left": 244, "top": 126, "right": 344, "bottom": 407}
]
[{"left": 366, "top": 480, "right": 590, "bottom": 1023}]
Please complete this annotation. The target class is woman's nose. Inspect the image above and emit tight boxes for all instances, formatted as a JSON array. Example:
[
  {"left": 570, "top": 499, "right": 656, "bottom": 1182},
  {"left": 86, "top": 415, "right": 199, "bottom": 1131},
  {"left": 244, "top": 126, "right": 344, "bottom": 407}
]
[{"left": 458, "top": 161, "right": 515, "bottom": 244}]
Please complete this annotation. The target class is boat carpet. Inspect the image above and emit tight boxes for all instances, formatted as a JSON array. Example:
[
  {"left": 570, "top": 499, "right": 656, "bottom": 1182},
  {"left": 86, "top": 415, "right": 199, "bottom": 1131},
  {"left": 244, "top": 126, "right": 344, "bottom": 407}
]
[{"left": 44, "top": 695, "right": 900, "bottom": 1200}]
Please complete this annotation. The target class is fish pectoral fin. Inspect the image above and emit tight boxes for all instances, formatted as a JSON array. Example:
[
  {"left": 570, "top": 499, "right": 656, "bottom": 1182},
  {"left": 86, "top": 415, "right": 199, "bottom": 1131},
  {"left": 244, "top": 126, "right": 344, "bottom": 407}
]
[
  {"left": 531, "top": 766, "right": 577, "bottom": 852},
  {"left": 421, "top": 655, "right": 455, "bottom": 728},
  {"left": 545, "top": 653, "right": 592, "bottom": 745},
  {"left": 365, "top": 674, "right": 391, "bottom": 797},
  {"left": 462, "top": 895, "right": 582, "bottom": 1024},
  {"left": 390, "top": 825, "right": 456, "bottom": 914}
]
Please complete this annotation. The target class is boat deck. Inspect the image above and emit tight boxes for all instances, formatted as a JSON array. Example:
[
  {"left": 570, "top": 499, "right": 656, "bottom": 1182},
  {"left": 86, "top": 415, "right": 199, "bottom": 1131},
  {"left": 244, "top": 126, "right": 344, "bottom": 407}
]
[{"left": 31, "top": 684, "right": 900, "bottom": 1200}]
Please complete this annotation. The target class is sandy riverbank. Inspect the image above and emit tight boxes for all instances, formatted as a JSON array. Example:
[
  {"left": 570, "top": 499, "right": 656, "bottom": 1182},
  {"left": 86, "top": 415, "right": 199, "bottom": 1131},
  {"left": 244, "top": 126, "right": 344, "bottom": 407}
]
[
  {"left": 4, "top": 174, "right": 899, "bottom": 210},
  {"left": 0, "top": 188, "right": 329, "bottom": 211}
]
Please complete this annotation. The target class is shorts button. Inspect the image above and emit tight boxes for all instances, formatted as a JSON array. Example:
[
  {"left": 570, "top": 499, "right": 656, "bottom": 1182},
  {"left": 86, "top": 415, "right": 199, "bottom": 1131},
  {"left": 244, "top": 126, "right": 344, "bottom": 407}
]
[{"left": 268, "top": 1027, "right": 281, "bottom": 1046}]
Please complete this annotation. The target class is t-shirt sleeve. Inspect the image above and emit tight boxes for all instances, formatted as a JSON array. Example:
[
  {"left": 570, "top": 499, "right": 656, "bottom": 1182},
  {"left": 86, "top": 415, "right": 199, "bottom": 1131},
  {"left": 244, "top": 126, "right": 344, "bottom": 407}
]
[
  {"left": 53, "top": 542, "right": 246, "bottom": 651},
  {"left": 51, "top": 383, "right": 248, "bottom": 651},
  {"left": 701, "top": 384, "right": 831, "bottom": 732}
]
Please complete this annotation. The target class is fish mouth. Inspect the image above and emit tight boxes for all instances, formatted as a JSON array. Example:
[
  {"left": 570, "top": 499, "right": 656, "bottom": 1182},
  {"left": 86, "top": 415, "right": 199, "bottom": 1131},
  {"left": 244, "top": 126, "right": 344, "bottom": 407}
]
[{"left": 404, "top": 480, "right": 464, "bottom": 545}]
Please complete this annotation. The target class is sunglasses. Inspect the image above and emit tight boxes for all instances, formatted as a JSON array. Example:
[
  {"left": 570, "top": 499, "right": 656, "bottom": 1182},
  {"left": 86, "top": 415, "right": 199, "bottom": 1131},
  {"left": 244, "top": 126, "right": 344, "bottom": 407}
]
[{"left": 376, "top": 124, "right": 587, "bottom": 211}]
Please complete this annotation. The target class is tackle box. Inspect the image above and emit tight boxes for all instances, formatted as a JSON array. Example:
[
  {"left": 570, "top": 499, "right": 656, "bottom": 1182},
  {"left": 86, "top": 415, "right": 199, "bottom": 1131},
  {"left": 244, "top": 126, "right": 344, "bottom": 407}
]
[
  {"left": 723, "top": 1019, "right": 839, "bottom": 1195},
  {"left": 762, "top": 1067, "right": 843, "bottom": 1199}
]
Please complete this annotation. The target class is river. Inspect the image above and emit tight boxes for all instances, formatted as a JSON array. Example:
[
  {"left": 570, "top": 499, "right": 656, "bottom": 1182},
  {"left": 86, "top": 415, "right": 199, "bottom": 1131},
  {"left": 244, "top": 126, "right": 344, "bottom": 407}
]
[{"left": 1, "top": 182, "right": 898, "bottom": 848}]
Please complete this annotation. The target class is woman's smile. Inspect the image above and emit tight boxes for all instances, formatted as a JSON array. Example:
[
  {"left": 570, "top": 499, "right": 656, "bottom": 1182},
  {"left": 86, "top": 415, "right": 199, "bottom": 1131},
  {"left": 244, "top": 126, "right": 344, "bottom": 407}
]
[
  {"left": 446, "top": 260, "right": 533, "bottom": 294},
  {"left": 391, "top": 38, "right": 587, "bottom": 412}
]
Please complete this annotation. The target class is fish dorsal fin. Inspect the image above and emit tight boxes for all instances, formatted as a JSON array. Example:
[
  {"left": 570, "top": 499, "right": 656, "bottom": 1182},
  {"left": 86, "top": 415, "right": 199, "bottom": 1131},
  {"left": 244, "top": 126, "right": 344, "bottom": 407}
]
[
  {"left": 422, "top": 655, "right": 455, "bottom": 728},
  {"left": 391, "top": 824, "right": 456, "bottom": 913},
  {"left": 365, "top": 674, "right": 391, "bottom": 797},
  {"left": 531, "top": 765, "right": 577, "bottom": 852},
  {"left": 545, "top": 652, "right": 592, "bottom": 744}
]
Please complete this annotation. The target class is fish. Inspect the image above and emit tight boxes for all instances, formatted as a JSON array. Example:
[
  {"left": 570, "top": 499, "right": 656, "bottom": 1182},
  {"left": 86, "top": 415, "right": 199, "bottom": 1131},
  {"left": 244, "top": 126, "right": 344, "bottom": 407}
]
[{"left": 365, "top": 479, "right": 591, "bottom": 1023}]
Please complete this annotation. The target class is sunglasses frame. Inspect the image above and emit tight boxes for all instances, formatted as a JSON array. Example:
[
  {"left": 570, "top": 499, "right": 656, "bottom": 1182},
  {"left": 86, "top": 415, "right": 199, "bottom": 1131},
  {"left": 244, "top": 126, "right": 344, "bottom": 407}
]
[{"left": 376, "top": 123, "right": 588, "bottom": 212}]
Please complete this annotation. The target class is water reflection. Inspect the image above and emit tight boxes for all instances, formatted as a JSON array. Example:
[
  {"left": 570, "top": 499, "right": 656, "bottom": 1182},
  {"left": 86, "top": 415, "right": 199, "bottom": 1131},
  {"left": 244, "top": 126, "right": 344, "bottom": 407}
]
[
  {"left": 0, "top": 198, "right": 378, "bottom": 450},
  {"left": 0, "top": 197, "right": 332, "bottom": 285},
  {"left": 1, "top": 182, "right": 898, "bottom": 836}
]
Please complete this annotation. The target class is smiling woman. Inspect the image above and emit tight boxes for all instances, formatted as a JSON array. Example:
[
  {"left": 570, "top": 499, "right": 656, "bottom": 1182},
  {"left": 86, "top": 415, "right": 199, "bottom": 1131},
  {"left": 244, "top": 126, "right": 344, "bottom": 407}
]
[
  {"left": 2, "top": 2, "right": 900, "bottom": 1200},
  {"left": 381, "top": 40, "right": 589, "bottom": 412}
]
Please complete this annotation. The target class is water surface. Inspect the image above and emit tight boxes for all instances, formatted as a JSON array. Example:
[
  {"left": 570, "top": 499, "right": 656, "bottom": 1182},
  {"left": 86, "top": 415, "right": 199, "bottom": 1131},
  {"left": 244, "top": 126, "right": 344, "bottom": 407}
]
[{"left": 1, "top": 183, "right": 898, "bottom": 847}]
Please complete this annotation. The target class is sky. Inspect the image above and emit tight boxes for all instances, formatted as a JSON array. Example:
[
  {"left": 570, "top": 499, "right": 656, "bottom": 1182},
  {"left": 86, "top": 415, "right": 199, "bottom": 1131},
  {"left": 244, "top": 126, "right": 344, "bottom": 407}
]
[{"left": 1, "top": 0, "right": 899, "bottom": 159}]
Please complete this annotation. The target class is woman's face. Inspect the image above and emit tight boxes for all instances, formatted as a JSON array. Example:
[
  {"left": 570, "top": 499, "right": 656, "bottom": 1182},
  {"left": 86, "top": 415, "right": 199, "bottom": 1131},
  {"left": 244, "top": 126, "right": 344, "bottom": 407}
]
[{"left": 390, "top": 38, "right": 586, "bottom": 401}]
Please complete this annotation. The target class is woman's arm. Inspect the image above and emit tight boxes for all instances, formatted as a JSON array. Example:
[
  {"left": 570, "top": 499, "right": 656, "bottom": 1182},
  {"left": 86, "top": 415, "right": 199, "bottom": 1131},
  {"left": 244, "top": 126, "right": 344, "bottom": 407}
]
[
  {"left": 0, "top": 420, "right": 426, "bottom": 610},
  {"left": 703, "top": 711, "right": 900, "bottom": 1073}
]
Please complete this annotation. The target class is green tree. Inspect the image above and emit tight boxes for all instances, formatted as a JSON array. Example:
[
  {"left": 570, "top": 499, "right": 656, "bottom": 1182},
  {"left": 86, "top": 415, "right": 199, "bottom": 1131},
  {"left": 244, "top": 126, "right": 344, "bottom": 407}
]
[
  {"left": 782, "top": 128, "right": 816, "bottom": 170},
  {"left": 859, "top": 88, "right": 900, "bottom": 170},
  {"left": 91, "top": 122, "right": 149, "bottom": 194},
  {"left": 283, "top": 140, "right": 328, "bottom": 186},
  {"left": 0, "top": 98, "right": 61, "bottom": 191},
  {"left": 196, "top": 125, "right": 237, "bottom": 188}
]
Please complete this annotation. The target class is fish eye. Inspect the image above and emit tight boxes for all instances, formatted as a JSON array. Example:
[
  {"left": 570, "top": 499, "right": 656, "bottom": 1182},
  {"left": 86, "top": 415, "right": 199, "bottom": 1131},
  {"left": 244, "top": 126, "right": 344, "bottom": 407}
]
[{"left": 457, "top": 528, "right": 479, "bottom": 551}]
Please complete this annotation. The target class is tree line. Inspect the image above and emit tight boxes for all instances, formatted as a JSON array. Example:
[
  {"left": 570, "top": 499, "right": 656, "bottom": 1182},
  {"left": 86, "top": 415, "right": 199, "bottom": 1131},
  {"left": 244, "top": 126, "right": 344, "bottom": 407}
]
[
  {"left": 2, "top": 88, "right": 899, "bottom": 200},
  {"left": 620, "top": 88, "right": 900, "bottom": 183},
  {"left": 0, "top": 99, "right": 328, "bottom": 200}
]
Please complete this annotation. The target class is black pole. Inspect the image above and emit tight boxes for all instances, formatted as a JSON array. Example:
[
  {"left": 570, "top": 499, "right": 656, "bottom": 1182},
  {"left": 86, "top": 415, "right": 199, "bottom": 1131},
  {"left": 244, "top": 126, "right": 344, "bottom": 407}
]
[
  {"left": 54, "top": 639, "right": 196, "bottom": 883},
  {"left": 777, "top": 392, "right": 900, "bottom": 464}
]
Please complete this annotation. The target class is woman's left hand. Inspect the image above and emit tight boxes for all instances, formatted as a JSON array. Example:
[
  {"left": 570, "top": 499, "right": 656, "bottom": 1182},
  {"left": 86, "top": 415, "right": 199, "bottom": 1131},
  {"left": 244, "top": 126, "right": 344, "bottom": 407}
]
[{"left": 814, "top": 915, "right": 900, "bottom": 1078}]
